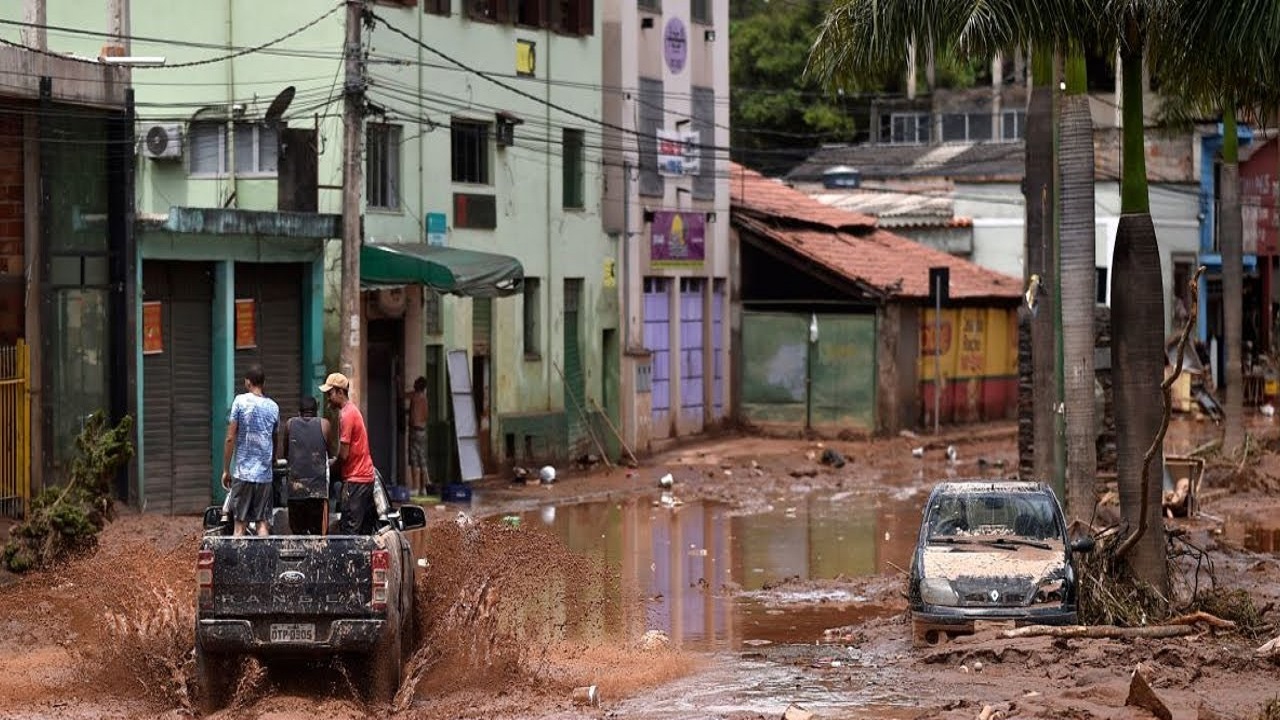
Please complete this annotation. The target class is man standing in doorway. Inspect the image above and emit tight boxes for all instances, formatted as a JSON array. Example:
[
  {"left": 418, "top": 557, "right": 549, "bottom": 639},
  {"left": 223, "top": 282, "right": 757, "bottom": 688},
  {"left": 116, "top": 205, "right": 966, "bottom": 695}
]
[
  {"left": 320, "top": 372, "right": 377, "bottom": 534},
  {"left": 222, "top": 365, "right": 280, "bottom": 537},
  {"left": 407, "top": 376, "right": 431, "bottom": 496}
]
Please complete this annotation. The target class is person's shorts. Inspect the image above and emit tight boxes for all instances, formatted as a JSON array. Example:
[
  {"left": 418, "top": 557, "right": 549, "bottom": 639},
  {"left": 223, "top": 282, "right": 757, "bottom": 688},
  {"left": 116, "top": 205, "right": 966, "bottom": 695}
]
[
  {"left": 408, "top": 426, "right": 429, "bottom": 469},
  {"left": 229, "top": 479, "right": 274, "bottom": 524},
  {"left": 339, "top": 481, "right": 375, "bottom": 535}
]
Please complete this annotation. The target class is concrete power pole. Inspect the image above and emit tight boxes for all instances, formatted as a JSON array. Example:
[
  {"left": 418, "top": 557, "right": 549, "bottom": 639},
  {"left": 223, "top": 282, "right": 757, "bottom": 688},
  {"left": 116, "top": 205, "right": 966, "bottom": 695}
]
[
  {"left": 339, "top": 0, "right": 365, "bottom": 407},
  {"left": 22, "top": 0, "right": 46, "bottom": 51}
]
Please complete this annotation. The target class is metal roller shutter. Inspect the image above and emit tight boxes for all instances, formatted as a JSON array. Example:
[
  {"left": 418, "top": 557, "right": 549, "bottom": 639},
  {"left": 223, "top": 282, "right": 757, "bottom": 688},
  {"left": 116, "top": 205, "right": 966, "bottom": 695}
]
[
  {"left": 142, "top": 261, "right": 214, "bottom": 515},
  {"left": 234, "top": 263, "right": 302, "bottom": 419}
]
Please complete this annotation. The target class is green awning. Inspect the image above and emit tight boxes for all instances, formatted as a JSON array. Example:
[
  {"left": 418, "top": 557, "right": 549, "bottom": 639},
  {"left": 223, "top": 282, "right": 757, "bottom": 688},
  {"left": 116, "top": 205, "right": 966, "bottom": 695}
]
[{"left": 360, "top": 243, "right": 523, "bottom": 298}]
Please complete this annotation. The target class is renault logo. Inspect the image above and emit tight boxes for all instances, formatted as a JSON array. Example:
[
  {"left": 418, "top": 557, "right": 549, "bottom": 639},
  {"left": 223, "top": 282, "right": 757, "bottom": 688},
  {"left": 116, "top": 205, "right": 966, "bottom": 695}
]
[
  {"left": 278, "top": 570, "right": 306, "bottom": 586},
  {"left": 989, "top": 589, "right": 1000, "bottom": 602}
]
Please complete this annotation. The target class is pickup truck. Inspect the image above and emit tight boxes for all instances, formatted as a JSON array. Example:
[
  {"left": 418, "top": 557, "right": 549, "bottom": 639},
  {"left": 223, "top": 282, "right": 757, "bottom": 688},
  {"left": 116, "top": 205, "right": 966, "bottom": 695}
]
[{"left": 194, "top": 473, "right": 428, "bottom": 712}]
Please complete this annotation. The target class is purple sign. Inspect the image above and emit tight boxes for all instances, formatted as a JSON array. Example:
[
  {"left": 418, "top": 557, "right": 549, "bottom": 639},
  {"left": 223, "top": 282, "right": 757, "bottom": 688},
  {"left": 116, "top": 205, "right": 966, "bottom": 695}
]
[
  {"left": 650, "top": 211, "right": 705, "bottom": 267},
  {"left": 663, "top": 17, "right": 687, "bottom": 74}
]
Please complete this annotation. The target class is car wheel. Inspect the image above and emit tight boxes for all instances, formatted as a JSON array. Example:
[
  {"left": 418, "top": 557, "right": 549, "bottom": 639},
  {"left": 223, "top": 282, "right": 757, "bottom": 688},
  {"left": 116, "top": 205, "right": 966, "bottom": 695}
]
[
  {"left": 911, "top": 618, "right": 951, "bottom": 648},
  {"left": 194, "top": 639, "right": 236, "bottom": 715}
]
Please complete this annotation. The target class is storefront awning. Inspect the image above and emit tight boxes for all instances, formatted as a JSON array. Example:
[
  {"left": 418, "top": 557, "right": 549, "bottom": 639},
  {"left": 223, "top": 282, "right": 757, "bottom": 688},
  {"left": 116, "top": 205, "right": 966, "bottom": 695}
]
[{"left": 360, "top": 243, "right": 524, "bottom": 297}]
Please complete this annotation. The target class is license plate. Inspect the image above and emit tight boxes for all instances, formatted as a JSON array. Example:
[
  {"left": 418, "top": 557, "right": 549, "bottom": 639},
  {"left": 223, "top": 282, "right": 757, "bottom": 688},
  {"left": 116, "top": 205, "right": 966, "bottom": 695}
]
[{"left": 269, "top": 623, "right": 315, "bottom": 643}]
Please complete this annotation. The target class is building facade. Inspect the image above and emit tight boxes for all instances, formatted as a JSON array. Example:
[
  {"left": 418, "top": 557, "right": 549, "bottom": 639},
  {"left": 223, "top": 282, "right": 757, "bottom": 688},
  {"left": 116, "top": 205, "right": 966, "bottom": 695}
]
[
  {"left": 601, "top": 0, "right": 731, "bottom": 453},
  {"left": 5, "top": 0, "right": 614, "bottom": 512},
  {"left": 0, "top": 27, "right": 133, "bottom": 512}
]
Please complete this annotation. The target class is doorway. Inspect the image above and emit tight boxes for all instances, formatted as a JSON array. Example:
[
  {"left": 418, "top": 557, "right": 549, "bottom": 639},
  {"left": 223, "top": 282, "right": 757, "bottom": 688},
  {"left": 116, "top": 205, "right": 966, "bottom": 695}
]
[
  {"left": 472, "top": 297, "right": 492, "bottom": 472},
  {"left": 367, "top": 319, "right": 403, "bottom": 485}
]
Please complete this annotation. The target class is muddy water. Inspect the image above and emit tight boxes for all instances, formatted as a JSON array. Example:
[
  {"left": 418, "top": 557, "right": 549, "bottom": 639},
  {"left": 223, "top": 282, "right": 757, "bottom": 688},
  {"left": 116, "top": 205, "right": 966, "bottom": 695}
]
[
  {"left": 1223, "top": 516, "right": 1280, "bottom": 553},
  {"left": 517, "top": 489, "right": 923, "bottom": 650}
]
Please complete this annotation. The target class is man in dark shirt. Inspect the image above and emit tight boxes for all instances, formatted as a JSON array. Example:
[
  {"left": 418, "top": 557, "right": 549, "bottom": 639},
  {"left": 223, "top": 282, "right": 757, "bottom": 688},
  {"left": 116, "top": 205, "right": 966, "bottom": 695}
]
[{"left": 282, "top": 395, "right": 332, "bottom": 534}]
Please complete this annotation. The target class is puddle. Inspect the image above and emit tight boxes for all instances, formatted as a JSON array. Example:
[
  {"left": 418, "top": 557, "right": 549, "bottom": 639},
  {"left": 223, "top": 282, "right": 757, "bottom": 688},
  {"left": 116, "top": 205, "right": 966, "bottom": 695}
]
[
  {"left": 1223, "top": 516, "right": 1280, "bottom": 553},
  {"left": 517, "top": 492, "right": 921, "bottom": 650}
]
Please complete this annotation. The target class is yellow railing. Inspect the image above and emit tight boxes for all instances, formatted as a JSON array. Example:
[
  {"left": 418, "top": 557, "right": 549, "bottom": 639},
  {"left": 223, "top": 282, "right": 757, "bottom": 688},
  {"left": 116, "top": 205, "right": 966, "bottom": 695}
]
[{"left": 0, "top": 341, "right": 30, "bottom": 519}]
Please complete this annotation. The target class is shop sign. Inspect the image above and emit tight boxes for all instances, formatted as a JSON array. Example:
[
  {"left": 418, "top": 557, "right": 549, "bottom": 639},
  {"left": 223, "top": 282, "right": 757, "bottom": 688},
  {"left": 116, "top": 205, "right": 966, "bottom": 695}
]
[
  {"left": 235, "top": 298, "right": 257, "bottom": 349},
  {"left": 426, "top": 212, "right": 447, "bottom": 247},
  {"left": 650, "top": 211, "right": 705, "bottom": 268},
  {"left": 657, "top": 129, "right": 701, "bottom": 177},
  {"left": 603, "top": 258, "right": 617, "bottom": 288},
  {"left": 142, "top": 301, "right": 163, "bottom": 355}
]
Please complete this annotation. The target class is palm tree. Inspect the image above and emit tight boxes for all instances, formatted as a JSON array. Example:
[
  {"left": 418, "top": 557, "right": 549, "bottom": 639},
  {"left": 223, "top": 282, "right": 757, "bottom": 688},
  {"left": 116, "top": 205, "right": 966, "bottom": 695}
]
[
  {"left": 808, "top": 1, "right": 1096, "bottom": 520},
  {"left": 1150, "top": 0, "right": 1280, "bottom": 457}
]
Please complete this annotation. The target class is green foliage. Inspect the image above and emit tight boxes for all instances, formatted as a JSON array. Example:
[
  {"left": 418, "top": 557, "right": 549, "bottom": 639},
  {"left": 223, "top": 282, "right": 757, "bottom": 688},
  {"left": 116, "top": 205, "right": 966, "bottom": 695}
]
[
  {"left": 3, "top": 412, "right": 134, "bottom": 573},
  {"left": 730, "top": 0, "right": 864, "bottom": 174}
]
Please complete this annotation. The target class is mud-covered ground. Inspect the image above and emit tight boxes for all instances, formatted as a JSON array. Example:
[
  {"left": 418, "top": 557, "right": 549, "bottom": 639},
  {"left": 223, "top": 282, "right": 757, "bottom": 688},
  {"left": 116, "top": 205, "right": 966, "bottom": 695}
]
[{"left": 1, "top": 418, "right": 1278, "bottom": 719}]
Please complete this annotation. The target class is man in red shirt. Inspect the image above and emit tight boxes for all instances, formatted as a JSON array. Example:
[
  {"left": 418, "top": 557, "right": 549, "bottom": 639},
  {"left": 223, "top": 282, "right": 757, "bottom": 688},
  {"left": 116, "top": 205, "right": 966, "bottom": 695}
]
[{"left": 319, "top": 372, "right": 377, "bottom": 535}]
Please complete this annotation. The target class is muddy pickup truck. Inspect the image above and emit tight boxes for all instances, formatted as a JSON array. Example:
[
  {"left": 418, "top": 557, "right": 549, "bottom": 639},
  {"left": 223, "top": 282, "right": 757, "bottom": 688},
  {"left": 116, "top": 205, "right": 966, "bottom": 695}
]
[{"left": 194, "top": 478, "right": 427, "bottom": 712}]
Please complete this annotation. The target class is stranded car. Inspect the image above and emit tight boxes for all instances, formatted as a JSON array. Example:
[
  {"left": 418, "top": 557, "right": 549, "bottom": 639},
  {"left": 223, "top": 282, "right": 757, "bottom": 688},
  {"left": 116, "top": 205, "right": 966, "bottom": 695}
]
[{"left": 909, "top": 480, "right": 1094, "bottom": 646}]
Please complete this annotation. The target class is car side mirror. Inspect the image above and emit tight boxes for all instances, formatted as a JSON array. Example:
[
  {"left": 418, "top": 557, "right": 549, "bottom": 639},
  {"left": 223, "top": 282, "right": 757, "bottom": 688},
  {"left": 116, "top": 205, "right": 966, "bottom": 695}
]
[
  {"left": 1070, "top": 537, "right": 1096, "bottom": 554},
  {"left": 202, "top": 506, "right": 224, "bottom": 530},
  {"left": 399, "top": 504, "right": 427, "bottom": 531}
]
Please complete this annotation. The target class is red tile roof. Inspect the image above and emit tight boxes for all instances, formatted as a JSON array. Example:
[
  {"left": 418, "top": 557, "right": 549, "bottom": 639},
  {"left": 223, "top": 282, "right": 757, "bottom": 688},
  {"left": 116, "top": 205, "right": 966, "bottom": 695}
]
[
  {"left": 730, "top": 163, "right": 1022, "bottom": 302},
  {"left": 731, "top": 164, "right": 877, "bottom": 229}
]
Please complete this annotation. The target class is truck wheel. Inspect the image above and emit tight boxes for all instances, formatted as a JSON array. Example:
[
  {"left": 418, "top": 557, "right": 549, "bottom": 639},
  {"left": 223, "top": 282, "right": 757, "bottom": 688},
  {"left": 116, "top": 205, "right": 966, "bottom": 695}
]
[
  {"left": 366, "top": 630, "right": 403, "bottom": 705},
  {"left": 195, "top": 640, "right": 236, "bottom": 715}
]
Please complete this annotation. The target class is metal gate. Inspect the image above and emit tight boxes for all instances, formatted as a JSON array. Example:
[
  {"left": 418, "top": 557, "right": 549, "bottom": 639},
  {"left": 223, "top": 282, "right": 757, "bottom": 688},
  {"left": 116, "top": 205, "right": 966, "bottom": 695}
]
[
  {"left": 563, "top": 279, "right": 587, "bottom": 457},
  {"left": 712, "top": 280, "right": 725, "bottom": 419},
  {"left": 679, "top": 278, "right": 705, "bottom": 432},
  {"left": 142, "top": 262, "right": 214, "bottom": 515},
  {"left": 233, "top": 263, "right": 302, "bottom": 419},
  {"left": 0, "top": 341, "right": 30, "bottom": 518},
  {"left": 643, "top": 278, "right": 672, "bottom": 437}
]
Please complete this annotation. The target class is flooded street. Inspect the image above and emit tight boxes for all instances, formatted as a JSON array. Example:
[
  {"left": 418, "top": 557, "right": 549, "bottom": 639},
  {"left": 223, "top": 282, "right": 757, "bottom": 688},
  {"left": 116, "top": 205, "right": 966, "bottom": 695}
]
[
  {"left": 516, "top": 490, "right": 923, "bottom": 651},
  {"left": 2, "top": 424, "right": 1280, "bottom": 719}
]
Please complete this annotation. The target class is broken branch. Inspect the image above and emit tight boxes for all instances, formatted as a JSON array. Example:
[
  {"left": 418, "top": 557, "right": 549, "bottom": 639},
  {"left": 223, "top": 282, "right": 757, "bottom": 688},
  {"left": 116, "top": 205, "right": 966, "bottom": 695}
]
[{"left": 1002, "top": 624, "right": 1194, "bottom": 640}]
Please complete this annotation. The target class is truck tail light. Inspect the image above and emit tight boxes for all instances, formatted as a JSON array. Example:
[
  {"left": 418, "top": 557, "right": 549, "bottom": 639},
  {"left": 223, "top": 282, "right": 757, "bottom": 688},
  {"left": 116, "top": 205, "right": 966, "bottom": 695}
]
[
  {"left": 371, "top": 549, "right": 389, "bottom": 612},
  {"left": 197, "top": 550, "right": 214, "bottom": 608}
]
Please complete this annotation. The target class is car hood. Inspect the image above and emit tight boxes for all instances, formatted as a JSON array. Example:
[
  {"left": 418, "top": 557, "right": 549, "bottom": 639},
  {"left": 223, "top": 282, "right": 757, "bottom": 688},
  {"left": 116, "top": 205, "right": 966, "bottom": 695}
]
[{"left": 921, "top": 544, "right": 1065, "bottom": 585}]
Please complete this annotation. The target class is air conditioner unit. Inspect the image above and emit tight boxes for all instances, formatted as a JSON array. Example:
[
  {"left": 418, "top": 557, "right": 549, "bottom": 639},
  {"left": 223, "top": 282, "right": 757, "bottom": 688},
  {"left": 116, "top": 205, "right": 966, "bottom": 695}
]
[{"left": 142, "top": 123, "right": 183, "bottom": 160}]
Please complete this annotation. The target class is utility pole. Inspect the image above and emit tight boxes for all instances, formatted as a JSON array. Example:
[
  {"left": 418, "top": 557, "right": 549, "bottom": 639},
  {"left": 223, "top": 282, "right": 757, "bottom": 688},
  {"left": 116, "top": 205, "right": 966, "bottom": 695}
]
[{"left": 339, "top": 0, "right": 365, "bottom": 407}]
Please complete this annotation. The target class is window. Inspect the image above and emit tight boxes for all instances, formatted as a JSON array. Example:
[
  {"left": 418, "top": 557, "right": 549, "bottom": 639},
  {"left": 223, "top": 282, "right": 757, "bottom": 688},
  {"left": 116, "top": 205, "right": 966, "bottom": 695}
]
[
  {"left": 691, "top": 86, "right": 715, "bottom": 200},
  {"left": 1002, "top": 110, "right": 1026, "bottom": 141},
  {"left": 638, "top": 0, "right": 659, "bottom": 10},
  {"left": 188, "top": 121, "right": 226, "bottom": 176},
  {"left": 551, "top": 0, "right": 593, "bottom": 35},
  {"left": 374, "top": 0, "right": 418, "bottom": 5},
  {"left": 424, "top": 0, "right": 450, "bottom": 14},
  {"left": 366, "top": 124, "right": 402, "bottom": 210},
  {"left": 425, "top": 290, "right": 442, "bottom": 335},
  {"left": 1095, "top": 267, "right": 1108, "bottom": 304},
  {"left": 516, "top": 0, "right": 544, "bottom": 26},
  {"left": 451, "top": 119, "right": 490, "bottom": 184},
  {"left": 562, "top": 129, "right": 584, "bottom": 209},
  {"left": 466, "top": 0, "right": 504, "bottom": 21},
  {"left": 454, "top": 192, "right": 497, "bottom": 229},
  {"left": 189, "top": 121, "right": 278, "bottom": 176},
  {"left": 889, "top": 112, "right": 930, "bottom": 145},
  {"left": 692, "top": 0, "right": 710, "bottom": 24},
  {"left": 523, "top": 277, "right": 541, "bottom": 358},
  {"left": 637, "top": 77, "right": 664, "bottom": 197},
  {"left": 941, "top": 113, "right": 995, "bottom": 143}
]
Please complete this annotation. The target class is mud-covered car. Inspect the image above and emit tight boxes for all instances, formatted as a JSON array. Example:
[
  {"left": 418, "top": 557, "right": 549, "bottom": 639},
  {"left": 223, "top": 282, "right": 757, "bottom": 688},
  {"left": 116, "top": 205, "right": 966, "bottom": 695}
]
[{"left": 909, "top": 480, "right": 1094, "bottom": 646}]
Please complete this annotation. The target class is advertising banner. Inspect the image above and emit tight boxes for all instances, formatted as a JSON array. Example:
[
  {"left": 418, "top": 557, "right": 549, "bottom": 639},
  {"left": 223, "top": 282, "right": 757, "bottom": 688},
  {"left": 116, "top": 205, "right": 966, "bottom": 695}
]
[{"left": 650, "top": 211, "right": 705, "bottom": 267}]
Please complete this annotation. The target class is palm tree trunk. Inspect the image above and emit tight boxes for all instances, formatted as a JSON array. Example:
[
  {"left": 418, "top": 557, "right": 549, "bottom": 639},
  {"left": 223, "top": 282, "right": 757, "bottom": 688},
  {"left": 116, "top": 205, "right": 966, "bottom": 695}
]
[
  {"left": 1059, "top": 49, "right": 1096, "bottom": 525},
  {"left": 1221, "top": 105, "right": 1245, "bottom": 453},
  {"left": 1026, "top": 46, "right": 1058, "bottom": 485},
  {"left": 1112, "top": 30, "right": 1169, "bottom": 596}
]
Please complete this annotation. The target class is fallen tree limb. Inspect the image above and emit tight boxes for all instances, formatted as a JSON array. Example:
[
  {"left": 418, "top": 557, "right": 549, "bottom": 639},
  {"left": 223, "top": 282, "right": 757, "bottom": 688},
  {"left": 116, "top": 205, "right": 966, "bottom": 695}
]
[
  {"left": 1166, "top": 611, "right": 1236, "bottom": 630},
  {"left": 1002, "top": 624, "right": 1194, "bottom": 640}
]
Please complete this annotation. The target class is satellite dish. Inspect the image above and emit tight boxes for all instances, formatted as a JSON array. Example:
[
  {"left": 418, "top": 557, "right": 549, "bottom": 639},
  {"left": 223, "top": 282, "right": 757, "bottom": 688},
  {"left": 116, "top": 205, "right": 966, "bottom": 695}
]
[{"left": 264, "top": 86, "right": 296, "bottom": 127}]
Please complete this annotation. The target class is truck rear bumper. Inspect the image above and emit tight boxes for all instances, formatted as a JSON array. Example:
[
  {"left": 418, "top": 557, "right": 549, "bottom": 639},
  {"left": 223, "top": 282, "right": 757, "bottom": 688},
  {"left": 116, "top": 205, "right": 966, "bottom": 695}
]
[{"left": 197, "top": 618, "right": 385, "bottom": 654}]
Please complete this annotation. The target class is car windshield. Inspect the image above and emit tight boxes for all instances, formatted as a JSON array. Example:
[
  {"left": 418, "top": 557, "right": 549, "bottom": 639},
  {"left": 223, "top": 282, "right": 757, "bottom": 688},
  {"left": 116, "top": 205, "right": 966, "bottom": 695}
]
[{"left": 926, "top": 491, "right": 1061, "bottom": 543}]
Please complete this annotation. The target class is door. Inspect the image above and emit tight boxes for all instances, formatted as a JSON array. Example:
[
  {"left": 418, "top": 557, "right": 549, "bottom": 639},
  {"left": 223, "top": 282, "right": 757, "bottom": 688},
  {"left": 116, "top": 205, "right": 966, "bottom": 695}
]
[
  {"left": 367, "top": 319, "right": 402, "bottom": 485},
  {"left": 740, "top": 312, "right": 809, "bottom": 425},
  {"left": 563, "top": 279, "right": 587, "bottom": 457},
  {"left": 142, "top": 261, "right": 214, "bottom": 514},
  {"left": 644, "top": 278, "right": 672, "bottom": 437},
  {"left": 277, "top": 128, "right": 318, "bottom": 212},
  {"left": 679, "top": 278, "right": 705, "bottom": 432},
  {"left": 471, "top": 297, "right": 492, "bottom": 471},
  {"left": 809, "top": 314, "right": 876, "bottom": 429},
  {"left": 712, "top": 279, "right": 725, "bottom": 420},
  {"left": 233, "top": 263, "right": 302, "bottom": 420}
]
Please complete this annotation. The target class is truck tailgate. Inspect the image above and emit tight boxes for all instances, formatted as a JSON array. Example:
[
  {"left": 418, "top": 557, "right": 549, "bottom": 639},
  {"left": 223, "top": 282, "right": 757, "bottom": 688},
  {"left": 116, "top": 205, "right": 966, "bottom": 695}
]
[{"left": 202, "top": 536, "right": 380, "bottom": 618}]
